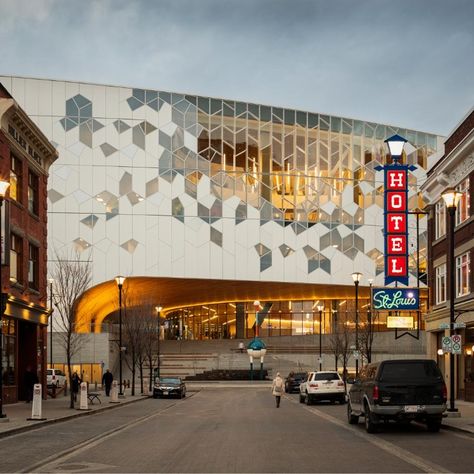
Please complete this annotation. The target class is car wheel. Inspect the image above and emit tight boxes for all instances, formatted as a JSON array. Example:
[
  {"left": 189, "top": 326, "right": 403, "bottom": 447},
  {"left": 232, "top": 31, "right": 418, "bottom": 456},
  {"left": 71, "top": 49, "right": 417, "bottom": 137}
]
[
  {"left": 299, "top": 393, "right": 305, "bottom": 403},
  {"left": 153, "top": 393, "right": 158, "bottom": 399},
  {"left": 347, "top": 401, "right": 359, "bottom": 424},
  {"left": 305, "top": 392, "right": 312, "bottom": 405},
  {"left": 56, "top": 381, "right": 60, "bottom": 388},
  {"left": 364, "top": 402, "right": 378, "bottom": 433},
  {"left": 339, "top": 395, "right": 346, "bottom": 405},
  {"left": 330, "top": 399, "right": 336, "bottom": 405},
  {"left": 426, "top": 418, "right": 442, "bottom": 432},
  {"left": 183, "top": 390, "right": 186, "bottom": 398}
]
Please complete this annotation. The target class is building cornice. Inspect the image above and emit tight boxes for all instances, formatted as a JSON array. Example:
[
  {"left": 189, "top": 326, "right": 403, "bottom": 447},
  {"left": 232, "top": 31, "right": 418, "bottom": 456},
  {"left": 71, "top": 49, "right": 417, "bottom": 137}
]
[{"left": 421, "top": 127, "right": 474, "bottom": 204}]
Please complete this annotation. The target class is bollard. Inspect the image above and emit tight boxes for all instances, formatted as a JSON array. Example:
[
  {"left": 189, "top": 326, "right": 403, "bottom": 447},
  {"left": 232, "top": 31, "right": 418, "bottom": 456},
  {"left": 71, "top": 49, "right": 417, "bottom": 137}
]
[
  {"left": 27, "top": 384, "right": 46, "bottom": 421},
  {"left": 79, "top": 382, "right": 90, "bottom": 410},
  {"left": 110, "top": 380, "right": 119, "bottom": 403}
]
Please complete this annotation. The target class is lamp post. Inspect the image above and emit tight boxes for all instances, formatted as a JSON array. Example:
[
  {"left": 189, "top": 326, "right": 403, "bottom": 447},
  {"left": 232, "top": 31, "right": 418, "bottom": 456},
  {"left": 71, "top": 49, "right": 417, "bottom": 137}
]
[
  {"left": 48, "top": 279, "right": 54, "bottom": 369},
  {"left": 367, "top": 278, "right": 373, "bottom": 364},
  {"left": 441, "top": 188, "right": 462, "bottom": 413},
  {"left": 317, "top": 305, "right": 324, "bottom": 371},
  {"left": 352, "top": 272, "right": 362, "bottom": 378},
  {"left": 0, "top": 180, "right": 10, "bottom": 420},
  {"left": 115, "top": 276, "right": 126, "bottom": 397},
  {"left": 155, "top": 305, "right": 162, "bottom": 379}
]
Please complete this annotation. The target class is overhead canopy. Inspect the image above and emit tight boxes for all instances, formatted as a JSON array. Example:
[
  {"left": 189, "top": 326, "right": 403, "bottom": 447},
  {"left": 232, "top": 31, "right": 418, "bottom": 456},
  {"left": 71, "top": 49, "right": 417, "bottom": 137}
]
[{"left": 74, "top": 276, "right": 377, "bottom": 333}]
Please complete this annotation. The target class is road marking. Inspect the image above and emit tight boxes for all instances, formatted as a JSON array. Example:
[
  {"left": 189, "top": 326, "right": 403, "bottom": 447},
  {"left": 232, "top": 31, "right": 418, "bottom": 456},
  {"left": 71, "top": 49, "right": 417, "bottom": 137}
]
[
  {"left": 21, "top": 393, "right": 199, "bottom": 473},
  {"left": 285, "top": 396, "right": 451, "bottom": 474}
]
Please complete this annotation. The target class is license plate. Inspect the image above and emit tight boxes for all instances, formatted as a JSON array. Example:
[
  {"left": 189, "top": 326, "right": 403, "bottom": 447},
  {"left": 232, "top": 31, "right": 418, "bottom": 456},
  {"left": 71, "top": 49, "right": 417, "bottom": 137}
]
[
  {"left": 404, "top": 405, "right": 419, "bottom": 413},
  {"left": 163, "top": 391, "right": 169, "bottom": 396}
]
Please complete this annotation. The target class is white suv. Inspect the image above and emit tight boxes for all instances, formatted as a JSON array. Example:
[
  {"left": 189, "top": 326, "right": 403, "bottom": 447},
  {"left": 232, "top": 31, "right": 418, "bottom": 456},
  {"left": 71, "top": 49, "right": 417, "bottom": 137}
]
[
  {"left": 47, "top": 369, "right": 66, "bottom": 387},
  {"left": 299, "top": 371, "right": 346, "bottom": 405}
]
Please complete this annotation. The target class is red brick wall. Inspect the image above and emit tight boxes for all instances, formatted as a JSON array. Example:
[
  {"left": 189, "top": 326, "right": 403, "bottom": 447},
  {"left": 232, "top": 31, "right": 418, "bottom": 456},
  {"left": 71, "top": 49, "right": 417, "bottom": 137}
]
[
  {"left": 445, "top": 110, "right": 474, "bottom": 156},
  {"left": 0, "top": 129, "right": 48, "bottom": 307}
]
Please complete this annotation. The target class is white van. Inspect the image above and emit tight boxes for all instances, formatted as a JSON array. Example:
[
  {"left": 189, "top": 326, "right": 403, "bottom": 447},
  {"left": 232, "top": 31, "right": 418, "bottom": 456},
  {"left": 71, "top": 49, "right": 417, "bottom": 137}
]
[{"left": 46, "top": 368, "right": 66, "bottom": 387}]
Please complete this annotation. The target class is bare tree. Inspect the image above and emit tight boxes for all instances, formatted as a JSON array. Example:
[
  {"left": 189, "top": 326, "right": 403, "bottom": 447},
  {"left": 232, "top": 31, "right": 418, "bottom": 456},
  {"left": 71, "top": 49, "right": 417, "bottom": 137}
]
[
  {"left": 358, "top": 311, "right": 377, "bottom": 365},
  {"left": 51, "top": 250, "right": 92, "bottom": 408},
  {"left": 328, "top": 320, "right": 353, "bottom": 390}
]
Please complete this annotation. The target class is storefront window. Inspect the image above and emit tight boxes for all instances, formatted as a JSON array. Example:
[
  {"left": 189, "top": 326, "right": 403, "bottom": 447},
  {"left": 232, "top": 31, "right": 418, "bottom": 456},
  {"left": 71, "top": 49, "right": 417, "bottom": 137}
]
[{"left": 1, "top": 318, "right": 16, "bottom": 386}]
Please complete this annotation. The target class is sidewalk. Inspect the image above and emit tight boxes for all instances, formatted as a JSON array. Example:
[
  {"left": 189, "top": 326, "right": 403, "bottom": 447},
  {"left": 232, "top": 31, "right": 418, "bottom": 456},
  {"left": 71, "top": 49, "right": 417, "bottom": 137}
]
[
  {"left": 442, "top": 400, "right": 474, "bottom": 434},
  {"left": 0, "top": 389, "right": 148, "bottom": 438}
]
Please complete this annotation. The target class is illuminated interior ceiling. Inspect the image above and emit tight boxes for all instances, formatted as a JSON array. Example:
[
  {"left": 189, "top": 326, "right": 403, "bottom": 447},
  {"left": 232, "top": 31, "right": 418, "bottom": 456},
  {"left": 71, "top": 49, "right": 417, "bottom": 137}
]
[{"left": 75, "top": 276, "right": 378, "bottom": 333}]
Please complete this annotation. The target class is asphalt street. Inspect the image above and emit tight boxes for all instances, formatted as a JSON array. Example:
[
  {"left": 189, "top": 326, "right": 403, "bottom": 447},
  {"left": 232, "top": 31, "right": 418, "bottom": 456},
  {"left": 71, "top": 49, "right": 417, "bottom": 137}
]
[{"left": 1, "top": 389, "right": 473, "bottom": 473}]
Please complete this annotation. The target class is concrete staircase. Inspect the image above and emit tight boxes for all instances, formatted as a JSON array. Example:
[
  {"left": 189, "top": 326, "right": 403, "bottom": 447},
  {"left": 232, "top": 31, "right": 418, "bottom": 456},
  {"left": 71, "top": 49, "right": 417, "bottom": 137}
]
[{"left": 159, "top": 353, "right": 218, "bottom": 377}]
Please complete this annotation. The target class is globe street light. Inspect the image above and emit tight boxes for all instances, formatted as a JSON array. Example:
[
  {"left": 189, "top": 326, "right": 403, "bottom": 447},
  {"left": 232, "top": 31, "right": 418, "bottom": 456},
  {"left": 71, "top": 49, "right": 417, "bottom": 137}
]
[
  {"left": 351, "top": 272, "right": 362, "bottom": 378},
  {"left": 155, "top": 305, "right": 163, "bottom": 378},
  {"left": 441, "top": 188, "right": 462, "bottom": 413},
  {"left": 0, "top": 179, "right": 10, "bottom": 420},
  {"left": 317, "top": 305, "right": 324, "bottom": 371},
  {"left": 115, "top": 276, "right": 126, "bottom": 397}
]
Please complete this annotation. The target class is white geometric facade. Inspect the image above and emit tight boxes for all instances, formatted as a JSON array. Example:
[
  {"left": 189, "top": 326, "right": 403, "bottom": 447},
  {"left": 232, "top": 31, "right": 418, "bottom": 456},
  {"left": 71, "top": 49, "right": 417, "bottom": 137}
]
[{"left": 0, "top": 77, "right": 442, "bottom": 289}]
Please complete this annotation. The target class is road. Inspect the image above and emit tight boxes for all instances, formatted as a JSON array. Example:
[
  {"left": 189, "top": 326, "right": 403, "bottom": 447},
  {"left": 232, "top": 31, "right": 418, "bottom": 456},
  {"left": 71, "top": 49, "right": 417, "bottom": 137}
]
[{"left": 1, "top": 389, "right": 473, "bottom": 473}]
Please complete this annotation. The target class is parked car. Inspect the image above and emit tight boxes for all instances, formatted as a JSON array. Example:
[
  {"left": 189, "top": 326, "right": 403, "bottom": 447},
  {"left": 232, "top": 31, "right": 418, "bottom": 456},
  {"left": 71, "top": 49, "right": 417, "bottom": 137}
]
[
  {"left": 347, "top": 359, "right": 447, "bottom": 433},
  {"left": 153, "top": 377, "right": 186, "bottom": 399},
  {"left": 285, "top": 372, "right": 306, "bottom": 393},
  {"left": 46, "top": 368, "right": 66, "bottom": 387},
  {"left": 299, "top": 371, "right": 345, "bottom": 404}
]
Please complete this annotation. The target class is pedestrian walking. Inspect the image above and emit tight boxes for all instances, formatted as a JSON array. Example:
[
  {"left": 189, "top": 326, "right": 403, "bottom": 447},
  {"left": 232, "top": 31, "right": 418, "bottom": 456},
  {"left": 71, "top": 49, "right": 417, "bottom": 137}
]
[
  {"left": 24, "top": 365, "right": 39, "bottom": 403},
  {"left": 71, "top": 371, "right": 81, "bottom": 402},
  {"left": 272, "top": 372, "right": 284, "bottom": 408},
  {"left": 102, "top": 369, "right": 113, "bottom": 396}
]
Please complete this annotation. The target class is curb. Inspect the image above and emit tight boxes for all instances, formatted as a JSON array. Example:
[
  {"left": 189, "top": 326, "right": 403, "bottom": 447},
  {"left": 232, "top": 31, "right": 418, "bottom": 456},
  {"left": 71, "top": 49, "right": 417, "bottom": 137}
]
[
  {"left": 441, "top": 423, "right": 474, "bottom": 436},
  {"left": 0, "top": 396, "right": 149, "bottom": 440}
]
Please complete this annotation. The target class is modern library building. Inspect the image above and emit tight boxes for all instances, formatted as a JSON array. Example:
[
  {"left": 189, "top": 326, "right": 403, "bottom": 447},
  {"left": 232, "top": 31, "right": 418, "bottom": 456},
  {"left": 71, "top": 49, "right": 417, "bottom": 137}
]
[{"left": 0, "top": 76, "right": 442, "bottom": 345}]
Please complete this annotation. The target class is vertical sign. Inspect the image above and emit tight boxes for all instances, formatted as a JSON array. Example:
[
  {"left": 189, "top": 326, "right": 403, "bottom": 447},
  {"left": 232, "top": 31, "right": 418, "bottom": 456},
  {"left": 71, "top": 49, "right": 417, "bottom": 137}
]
[{"left": 376, "top": 162, "right": 416, "bottom": 286}]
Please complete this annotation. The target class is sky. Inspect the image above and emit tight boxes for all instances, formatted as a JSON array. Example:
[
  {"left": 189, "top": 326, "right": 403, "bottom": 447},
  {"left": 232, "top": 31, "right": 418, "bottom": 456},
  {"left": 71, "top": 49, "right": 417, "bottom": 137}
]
[{"left": 1, "top": 0, "right": 473, "bottom": 136}]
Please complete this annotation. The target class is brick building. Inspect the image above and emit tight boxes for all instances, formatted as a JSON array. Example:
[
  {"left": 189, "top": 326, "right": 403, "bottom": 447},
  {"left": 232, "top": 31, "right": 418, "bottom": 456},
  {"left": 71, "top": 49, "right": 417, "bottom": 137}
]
[
  {"left": 0, "top": 84, "right": 57, "bottom": 404},
  {"left": 422, "top": 107, "right": 474, "bottom": 401}
]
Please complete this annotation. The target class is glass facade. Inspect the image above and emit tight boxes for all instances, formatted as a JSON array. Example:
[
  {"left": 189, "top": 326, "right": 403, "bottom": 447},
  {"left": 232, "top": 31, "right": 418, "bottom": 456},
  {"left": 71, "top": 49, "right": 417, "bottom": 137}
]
[
  {"left": 0, "top": 77, "right": 440, "bottom": 335},
  {"left": 165, "top": 298, "right": 425, "bottom": 340}
]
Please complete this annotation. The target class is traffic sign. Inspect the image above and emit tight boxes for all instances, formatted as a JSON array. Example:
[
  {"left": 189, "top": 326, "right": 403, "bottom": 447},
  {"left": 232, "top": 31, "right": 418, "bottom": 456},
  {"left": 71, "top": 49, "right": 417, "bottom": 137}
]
[
  {"left": 439, "top": 323, "right": 450, "bottom": 330},
  {"left": 454, "top": 322, "right": 466, "bottom": 329},
  {"left": 442, "top": 336, "right": 452, "bottom": 353},
  {"left": 452, "top": 334, "right": 462, "bottom": 355}
]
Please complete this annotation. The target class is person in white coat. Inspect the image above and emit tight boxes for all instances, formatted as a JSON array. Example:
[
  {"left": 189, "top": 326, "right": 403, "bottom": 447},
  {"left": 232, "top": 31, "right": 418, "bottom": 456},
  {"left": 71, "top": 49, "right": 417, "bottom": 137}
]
[{"left": 272, "top": 372, "right": 284, "bottom": 408}]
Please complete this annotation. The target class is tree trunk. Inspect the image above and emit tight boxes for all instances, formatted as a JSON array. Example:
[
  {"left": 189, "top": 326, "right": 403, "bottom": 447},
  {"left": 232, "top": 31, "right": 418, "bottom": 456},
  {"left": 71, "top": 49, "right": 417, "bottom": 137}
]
[
  {"left": 139, "top": 362, "right": 144, "bottom": 394},
  {"left": 131, "top": 360, "right": 136, "bottom": 396},
  {"left": 67, "top": 351, "right": 74, "bottom": 409},
  {"left": 148, "top": 355, "right": 153, "bottom": 392}
]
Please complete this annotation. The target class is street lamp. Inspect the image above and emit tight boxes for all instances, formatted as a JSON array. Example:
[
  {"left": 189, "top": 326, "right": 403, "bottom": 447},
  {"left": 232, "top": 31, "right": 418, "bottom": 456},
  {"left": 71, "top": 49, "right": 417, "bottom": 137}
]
[
  {"left": 352, "top": 272, "right": 362, "bottom": 378},
  {"left": 441, "top": 188, "right": 462, "bottom": 413},
  {"left": 48, "top": 279, "right": 54, "bottom": 369},
  {"left": 155, "top": 305, "right": 163, "bottom": 378},
  {"left": 115, "top": 276, "right": 126, "bottom": 397},
  {"left": 0, "top": 179, "right": 10, "bottom": 420},
  {"left": 384, "top": 134, "right": 407, "bottom": 163},
  {"left": 317, "top": 304, "right": 324, "bottom": 371},
  {"left": 367, "top": 278, "right": 373, "bottom": 364}
]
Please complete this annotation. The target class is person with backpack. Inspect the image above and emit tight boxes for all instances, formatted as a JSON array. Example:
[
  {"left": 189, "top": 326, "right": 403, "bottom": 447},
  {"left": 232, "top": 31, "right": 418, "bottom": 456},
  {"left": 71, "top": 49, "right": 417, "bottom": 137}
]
[{"left": 272, "top": 372, "right": 284, "bottom": 408}]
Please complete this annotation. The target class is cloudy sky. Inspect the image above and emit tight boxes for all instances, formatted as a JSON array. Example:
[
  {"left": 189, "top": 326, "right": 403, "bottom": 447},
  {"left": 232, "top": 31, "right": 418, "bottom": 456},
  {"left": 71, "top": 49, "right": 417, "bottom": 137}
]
[{"left": 1, "top": 0, "right": 473, "bottom": 135}]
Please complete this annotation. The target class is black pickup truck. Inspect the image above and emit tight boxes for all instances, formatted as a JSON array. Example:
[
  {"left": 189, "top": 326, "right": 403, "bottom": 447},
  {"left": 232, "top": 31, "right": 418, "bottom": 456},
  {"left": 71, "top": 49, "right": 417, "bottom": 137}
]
[{"left": 347, "top": 359, "right": 447, "bottom": 433}]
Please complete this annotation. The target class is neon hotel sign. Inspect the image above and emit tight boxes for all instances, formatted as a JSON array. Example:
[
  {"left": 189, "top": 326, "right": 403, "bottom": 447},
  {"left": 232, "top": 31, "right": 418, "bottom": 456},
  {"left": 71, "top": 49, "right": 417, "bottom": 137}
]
[{"left": 377, "top": 136, "right": 416, "bottom": 286}]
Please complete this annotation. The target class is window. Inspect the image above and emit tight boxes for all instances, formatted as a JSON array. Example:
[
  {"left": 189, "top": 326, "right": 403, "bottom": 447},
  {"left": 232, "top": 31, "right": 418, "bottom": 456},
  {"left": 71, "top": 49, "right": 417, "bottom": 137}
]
[
  {"left": 28, "top": 243, "right": 39, "bottom": 290},
  {"left": 435, "top": 200, "right": 446, "bottom": 239},
  {"left": 10, "top": 155, "right": 22, "bottom": 202},
  {"left": 435, "top": 263, "right": 447, "bottom": 304},
  {"left": 10, "top": 234, "right": 23, "bottom": 284},
  {"left": 1, "top": 319, "right": 16, "bottom": 386},
  {"left": 456, "top": 252, "right": 470, "bottom": 297},
  {"left": 456, "top": 178, "right": 470, "bottom": 225},
  {"left": 28, "top": 171, "right": 39, "bottom": 215}
]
